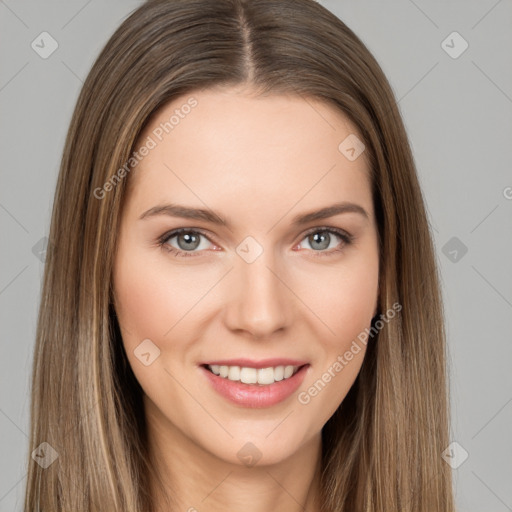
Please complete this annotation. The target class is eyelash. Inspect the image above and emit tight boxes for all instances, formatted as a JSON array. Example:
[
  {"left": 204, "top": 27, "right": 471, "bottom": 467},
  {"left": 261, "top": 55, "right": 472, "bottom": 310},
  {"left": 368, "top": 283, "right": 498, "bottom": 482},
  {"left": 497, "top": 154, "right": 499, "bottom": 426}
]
[{"left": 157, "top": 227, "right": 354, "bottom": 259}]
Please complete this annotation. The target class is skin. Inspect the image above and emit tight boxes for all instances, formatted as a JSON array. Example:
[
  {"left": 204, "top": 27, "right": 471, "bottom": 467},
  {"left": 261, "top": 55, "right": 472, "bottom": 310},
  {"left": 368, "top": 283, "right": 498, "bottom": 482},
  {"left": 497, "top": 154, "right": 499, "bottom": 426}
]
[{"left": 112, "top": 85, "right": 379, "bottom": 512}]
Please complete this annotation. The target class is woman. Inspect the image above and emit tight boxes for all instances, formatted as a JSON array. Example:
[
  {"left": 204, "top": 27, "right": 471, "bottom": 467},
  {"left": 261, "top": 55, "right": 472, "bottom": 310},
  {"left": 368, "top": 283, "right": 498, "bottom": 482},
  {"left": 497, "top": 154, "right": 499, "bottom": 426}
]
[{"left": 24, "top": 0, "right": 455, "bottom": 510}]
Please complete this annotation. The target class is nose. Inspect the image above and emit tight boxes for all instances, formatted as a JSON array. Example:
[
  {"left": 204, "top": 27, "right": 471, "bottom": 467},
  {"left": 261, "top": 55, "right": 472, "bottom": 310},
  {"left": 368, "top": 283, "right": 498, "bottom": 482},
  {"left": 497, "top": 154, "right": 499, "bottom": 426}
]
[{"left": 223, "top": 249, "right": 294, "bottom": 340}]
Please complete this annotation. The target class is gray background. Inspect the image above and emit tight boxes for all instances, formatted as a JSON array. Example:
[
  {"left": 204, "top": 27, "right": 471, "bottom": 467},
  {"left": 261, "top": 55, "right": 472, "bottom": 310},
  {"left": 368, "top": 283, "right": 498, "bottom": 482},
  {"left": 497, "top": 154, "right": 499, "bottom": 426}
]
[{"left": 1, "top": 0, "right": 511, "bottom": 510}]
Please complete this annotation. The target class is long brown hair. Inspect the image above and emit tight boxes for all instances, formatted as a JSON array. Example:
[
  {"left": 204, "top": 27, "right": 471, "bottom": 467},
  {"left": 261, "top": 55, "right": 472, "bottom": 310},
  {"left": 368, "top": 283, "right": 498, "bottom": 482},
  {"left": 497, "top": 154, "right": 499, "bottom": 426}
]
[{"left": 24, "top": 0, "right": 454, "bottom": 510}]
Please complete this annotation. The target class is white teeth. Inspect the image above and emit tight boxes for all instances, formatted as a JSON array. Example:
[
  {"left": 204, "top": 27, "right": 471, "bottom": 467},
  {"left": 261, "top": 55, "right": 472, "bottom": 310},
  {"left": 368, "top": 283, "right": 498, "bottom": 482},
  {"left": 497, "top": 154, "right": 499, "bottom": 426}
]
[
  {"left": 274, "top": 366, "right": 284, "bottom": 381},
  {"left": 257, "top": 367, "right": 274, "bottom": 385},
  {"left": 207, "top": 364, "right": 300, "bottom": 385},
  {"left": 240, "top": 367, "right": 257, "bottom": 384},
  {"left": 228, "top": 366, "right": 240, "bottom": 381},
  {"left": 284, "top": 365, "right": 294, "bottom": 379}
]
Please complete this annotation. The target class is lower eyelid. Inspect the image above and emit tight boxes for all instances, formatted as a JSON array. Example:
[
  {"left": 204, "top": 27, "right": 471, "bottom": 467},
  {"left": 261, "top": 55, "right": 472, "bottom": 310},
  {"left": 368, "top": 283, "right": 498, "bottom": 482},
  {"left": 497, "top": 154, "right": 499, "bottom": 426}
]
[
  {"left": 160, "top": 228, "right": 352, "bottom": 256},
  {"left": 298, "top": 229, "right": 352, "bottom": 251},
  {"left": 161, "top": 231, "right": 214, "bottom": 253}
]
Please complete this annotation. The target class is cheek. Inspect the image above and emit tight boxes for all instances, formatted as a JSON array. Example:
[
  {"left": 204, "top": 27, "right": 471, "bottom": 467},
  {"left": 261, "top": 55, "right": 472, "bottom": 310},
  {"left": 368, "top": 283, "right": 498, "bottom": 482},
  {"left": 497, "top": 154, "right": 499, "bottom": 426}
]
[
  {"left": 113, "top": 245, "right": 210, "bottom": 341},
  {"left": 331, "top": 271, "right": 377, "bottom": 344},
  {"left": 298, "top": 250, "right": 379, "bottom": 350},
  {"left": 294, "top": 300, "right": 376, "bottom": 434},
  {"left": 293, "top": 248, "right": 378, "bottom": 416},
  {"left": 114, "top": 263, "right": 169, "bottom": 342},
  {"left": 112, "top": 249, "right": 208, "bottom": 397},
  {"left": 114, "top": 237, "right": 379, "bottom": 355}
]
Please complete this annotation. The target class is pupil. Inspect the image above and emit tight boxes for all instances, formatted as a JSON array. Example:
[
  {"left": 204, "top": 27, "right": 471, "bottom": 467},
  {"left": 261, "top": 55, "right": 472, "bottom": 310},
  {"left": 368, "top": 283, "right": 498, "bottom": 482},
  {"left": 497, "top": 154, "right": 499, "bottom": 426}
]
[
  {"left": 179, "top": 232, "right": 199, "bottom": 250},
  {"left": 176, "top": 231, "right": 331, "bottom": 252},
  {"left": 310, "top": 231, "right": 329, "bottom": 250}
]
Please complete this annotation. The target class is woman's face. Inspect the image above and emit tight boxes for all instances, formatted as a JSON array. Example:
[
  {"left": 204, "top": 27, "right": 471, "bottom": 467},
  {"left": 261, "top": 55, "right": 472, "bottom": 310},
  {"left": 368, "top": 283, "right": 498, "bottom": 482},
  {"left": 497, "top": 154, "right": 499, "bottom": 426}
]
[{"left": 113, "top": 86, "right": 379, "bottom": 467}]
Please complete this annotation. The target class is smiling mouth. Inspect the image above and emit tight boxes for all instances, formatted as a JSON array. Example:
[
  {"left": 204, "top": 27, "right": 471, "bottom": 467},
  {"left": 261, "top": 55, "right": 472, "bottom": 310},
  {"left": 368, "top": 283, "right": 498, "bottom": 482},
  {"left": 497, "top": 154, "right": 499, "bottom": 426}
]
[{"left": 202, "top": 363, "right": 307, "bottom": 386}]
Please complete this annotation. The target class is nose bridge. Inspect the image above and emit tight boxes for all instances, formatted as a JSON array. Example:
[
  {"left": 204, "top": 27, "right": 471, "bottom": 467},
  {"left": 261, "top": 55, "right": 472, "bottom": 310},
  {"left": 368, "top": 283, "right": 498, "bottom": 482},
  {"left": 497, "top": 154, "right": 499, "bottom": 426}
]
[{"left": 224, "top": 240, "right": 293, "bottom": 338}]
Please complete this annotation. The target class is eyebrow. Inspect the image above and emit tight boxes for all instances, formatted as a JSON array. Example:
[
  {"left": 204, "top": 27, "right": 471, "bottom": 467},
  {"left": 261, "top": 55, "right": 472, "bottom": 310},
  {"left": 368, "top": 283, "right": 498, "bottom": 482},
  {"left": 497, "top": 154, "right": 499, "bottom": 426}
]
[{"left": 138, "top": 201, "right": 369, "bottom": 227}]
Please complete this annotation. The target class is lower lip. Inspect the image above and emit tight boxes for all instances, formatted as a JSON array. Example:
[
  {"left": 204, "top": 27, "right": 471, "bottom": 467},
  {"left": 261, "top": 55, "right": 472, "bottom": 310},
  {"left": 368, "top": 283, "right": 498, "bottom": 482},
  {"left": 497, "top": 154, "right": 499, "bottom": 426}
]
[{"left": 200, "top": 365, "right": 309, "bottom": 408}]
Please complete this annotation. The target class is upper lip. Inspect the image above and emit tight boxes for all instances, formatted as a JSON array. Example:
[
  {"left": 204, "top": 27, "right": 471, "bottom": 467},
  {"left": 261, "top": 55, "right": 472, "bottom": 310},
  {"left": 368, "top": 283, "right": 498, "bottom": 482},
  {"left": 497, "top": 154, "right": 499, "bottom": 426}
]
[{"left": 201, "top": 358, "right": 309, "bottom": 369}]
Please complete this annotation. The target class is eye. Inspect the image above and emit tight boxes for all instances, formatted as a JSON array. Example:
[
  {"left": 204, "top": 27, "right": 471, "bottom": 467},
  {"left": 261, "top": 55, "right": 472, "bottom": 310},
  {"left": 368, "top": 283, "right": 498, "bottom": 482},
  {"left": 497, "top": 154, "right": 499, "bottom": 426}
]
[
  {"left": 158, "top": 228, "right": 215, "bottom": 258},
  {"left": 296, "top": 227, "right": 353, "bottom": 256},
  {"left": 158, "top": 226, "right": 353, "bottom": 258}
]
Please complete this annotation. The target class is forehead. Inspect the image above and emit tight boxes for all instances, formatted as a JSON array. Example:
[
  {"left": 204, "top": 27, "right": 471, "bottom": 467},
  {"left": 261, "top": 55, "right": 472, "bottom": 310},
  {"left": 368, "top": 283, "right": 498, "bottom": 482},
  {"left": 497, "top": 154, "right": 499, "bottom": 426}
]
[{"left": 125, "top": 87, "right": 373, "bottom": 224}]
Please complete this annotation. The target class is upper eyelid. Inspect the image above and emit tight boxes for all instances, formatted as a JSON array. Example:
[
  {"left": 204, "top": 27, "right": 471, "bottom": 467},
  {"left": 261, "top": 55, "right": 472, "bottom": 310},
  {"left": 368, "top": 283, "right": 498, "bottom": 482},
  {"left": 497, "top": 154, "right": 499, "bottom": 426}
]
[
  {"left": 160, "top": 227, "right": 215, "bottom": 244},
  {"left": 160, "top": 226, "right": 351, "bottom": 248}
]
